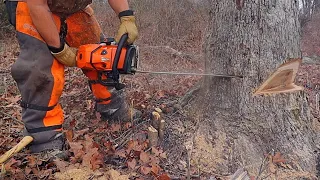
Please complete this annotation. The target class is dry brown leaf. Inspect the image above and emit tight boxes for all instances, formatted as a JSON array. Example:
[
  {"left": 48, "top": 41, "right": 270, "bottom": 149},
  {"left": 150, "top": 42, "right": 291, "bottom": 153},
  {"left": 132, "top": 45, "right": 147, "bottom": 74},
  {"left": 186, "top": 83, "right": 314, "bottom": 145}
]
[
  {"left": 151, "top": 147, "right": 160, "bottom": 156},
  {"left": 115, "top": 149, "right": 127, "bottom": 158},
  {"left": 26, "top": 156, "right": 37, "bottom": 168},
  {"left": 273, "top": 152, "right": 286, "bottom": 164},
  {"left": 140, "top": 151, "right": 150, "bottom": 163},
  {"left": 150, "top": 154, "right": 160, "bottom": 165},
  {"left": 91, "top": 153, "right": 103, "bottom": 170},
  {"left": 127, "top": 159, "right": 137, "bottom": 170},
  {"left": 65, "top": 130, "right": 74, "bottom": 142},
  {"left": 124, "top": 122, "right": 132, "bottom": 129},
  {"left": 5, "top": 95, "right": 20, "bottom": 104},
  {"left": 133, "top": 145, "right": 143, "bottom": 152},
  {"left": 73, "top": 128, "right": 89, "bottom": 140},
  {"left": 127, "top": 140, "right": 139, "bottom": 153},
  {"left": 24, "top": 166, "right": 32, "bottom": 175},
  {"left": 69, "top": 142, "right": 83, "bottom": 154},
  {"left": 160, "top": 152, "right": 167, "bottom": 159},
  {"left": 54, "top": 159, "right": 69, "bottom": 172},
  {"left": 82, "top": 147, "right": 102, "bottom": 170},
  {"left": 151, "top": 164, "right": 160, "bottom": 175},
  {"left": 140, "top": 166, "right": 151, "bottom": 175},
  {"left": 156, "top": 90, "right": 166, "bottom": 99},
  {"left": 268, "top": 155, "right": 277, "bottom": 174},
  {"left": 84, "top": 135, "right": 94, "bottom": 150},
  {"left": 69, "top": 119, "right": 77, "bottom": 128},
  {"left": 106, "top": 169, "right": 130, "bottom": 180},
  {"left": 31, "top": 167, "right": 39, "bottom": 175},
  {"left": 111, "top": 123, "right": 121, "bottom": 133},
  {"left": 95, "top": 112, "right": 101, "bottom": 122},
  {"left": 158, "top": 173, "right": 170, "bottom": 180}
]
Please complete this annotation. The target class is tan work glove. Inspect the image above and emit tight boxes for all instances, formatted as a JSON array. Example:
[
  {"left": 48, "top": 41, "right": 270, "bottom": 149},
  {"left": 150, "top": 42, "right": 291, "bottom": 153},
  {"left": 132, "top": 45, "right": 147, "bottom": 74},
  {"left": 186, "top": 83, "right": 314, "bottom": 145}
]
[
  {"left": 50, "top": 43, "right": 77, "bottom": 67},
  {"left": 115, "top": 10, "right": 138, "bottom": 44}
]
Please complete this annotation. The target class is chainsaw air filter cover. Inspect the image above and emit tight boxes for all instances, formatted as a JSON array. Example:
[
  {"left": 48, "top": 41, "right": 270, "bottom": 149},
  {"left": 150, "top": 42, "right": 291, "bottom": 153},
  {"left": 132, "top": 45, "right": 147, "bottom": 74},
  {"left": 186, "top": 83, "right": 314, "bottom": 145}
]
[{"left": 76, "top": 43, "right": 138, "bottom": 74}]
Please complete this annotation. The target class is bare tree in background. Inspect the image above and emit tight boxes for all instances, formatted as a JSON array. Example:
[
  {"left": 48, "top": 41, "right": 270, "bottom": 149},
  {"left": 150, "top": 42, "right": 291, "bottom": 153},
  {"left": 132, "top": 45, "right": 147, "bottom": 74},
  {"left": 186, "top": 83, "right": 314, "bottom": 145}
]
[
  {"left": 186, "top": 0, "right": 320, "bottom": 178},
  {"left": 299, "top": 0, "right": 320, "bottom": 26}
]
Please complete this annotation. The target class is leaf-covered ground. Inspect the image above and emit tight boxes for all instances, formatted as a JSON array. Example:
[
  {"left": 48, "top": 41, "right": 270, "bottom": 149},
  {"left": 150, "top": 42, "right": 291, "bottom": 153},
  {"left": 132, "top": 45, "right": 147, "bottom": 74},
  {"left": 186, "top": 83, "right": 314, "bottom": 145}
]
[
  {"left": 1, "top": 18, "right": 320, "bottom": 179},
  {"left": 0, "top": 28, "right": 203, "bottom": 179}
]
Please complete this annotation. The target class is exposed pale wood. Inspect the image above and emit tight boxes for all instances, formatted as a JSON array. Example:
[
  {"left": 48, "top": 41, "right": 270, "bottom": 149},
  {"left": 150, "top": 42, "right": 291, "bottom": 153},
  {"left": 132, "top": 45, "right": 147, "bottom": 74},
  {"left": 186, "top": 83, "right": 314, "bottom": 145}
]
[
  {"left": 151, "top": 111, "right": 161, "bottom": 130},
  {"left": 186, "top": 0, "right": 318, "bottom": 176},
  {"left": 147, "top": 126, "right": 158, "bottom": 147},
  {"left": 253, "top": 58, "right": 304, "bottom": 96},
  {"left": 0, "top": 136, "right": 33, "bottom": 164},
  {"left": 154, "top": 108, "right": 162, "bottom": 113},
  {"left": 159, "top": 119, "right": 165, "bottom": 141}
]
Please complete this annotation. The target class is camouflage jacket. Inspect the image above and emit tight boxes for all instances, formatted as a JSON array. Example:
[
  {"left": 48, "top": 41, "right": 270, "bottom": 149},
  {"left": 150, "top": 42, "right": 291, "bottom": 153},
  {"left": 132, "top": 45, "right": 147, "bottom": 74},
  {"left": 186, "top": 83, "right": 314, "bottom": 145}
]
[{"left": 48, "top": 0, "right": 92, "bottom": 17}]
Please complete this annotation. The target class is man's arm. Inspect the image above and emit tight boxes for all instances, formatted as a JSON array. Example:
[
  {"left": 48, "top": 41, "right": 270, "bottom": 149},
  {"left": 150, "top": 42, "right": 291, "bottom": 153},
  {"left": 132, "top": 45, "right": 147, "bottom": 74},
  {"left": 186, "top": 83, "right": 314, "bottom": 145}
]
[
  {"left": 26, "top": 0, "right": 76, "bottom": 66},
  {"left": 108, "top": 0, "right": 138, "bottom": 44},
  {"left": 27, "top": 0, "right": 60, "bottom": 48},
  {"left": 108, "top": 0, "right": 129, "bottom": 15}
]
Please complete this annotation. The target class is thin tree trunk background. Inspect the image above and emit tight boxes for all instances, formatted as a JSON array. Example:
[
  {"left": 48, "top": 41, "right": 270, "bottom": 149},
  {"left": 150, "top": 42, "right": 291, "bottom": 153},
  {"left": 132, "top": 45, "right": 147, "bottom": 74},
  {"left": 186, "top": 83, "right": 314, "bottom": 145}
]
[{"left": 187, "top": 0, "right": 320, "bottom": 178}]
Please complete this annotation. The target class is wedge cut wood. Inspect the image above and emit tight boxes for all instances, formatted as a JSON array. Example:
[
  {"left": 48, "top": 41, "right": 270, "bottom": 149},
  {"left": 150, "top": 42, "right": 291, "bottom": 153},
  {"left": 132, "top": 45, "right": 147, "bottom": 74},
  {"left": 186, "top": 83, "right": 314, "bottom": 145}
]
[{"left": 253, "top": 58, "right": 304, "bottom": 96}]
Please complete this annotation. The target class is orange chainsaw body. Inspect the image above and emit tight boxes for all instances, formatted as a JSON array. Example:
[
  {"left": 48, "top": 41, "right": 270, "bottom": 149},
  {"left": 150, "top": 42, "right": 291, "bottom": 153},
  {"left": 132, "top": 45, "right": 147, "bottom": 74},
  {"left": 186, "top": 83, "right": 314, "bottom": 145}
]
[{"left": 77, "top": 44, "right": 129, "bottom": 71}]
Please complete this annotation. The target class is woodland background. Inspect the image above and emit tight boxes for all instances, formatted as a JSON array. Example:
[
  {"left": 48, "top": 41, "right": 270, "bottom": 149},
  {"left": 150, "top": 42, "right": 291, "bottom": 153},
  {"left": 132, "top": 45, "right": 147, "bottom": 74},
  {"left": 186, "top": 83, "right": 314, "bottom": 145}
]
[{"left": 0, "top": 0, "right": 319, "bottom": 179}]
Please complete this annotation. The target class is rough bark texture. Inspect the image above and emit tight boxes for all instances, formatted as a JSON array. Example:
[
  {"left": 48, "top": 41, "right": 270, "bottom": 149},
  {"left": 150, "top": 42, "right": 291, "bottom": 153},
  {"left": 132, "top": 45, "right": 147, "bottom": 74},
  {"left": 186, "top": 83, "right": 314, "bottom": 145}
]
[{"left": 188, "top": 0, "right": 320, "bottom": 178}]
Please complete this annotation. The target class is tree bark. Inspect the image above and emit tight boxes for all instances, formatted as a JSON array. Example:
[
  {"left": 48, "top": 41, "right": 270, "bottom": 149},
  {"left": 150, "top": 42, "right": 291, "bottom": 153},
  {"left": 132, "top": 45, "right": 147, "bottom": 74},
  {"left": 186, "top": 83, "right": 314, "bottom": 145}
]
[{"left": 188, "top": 0, "right": 320, "bottom": 178}]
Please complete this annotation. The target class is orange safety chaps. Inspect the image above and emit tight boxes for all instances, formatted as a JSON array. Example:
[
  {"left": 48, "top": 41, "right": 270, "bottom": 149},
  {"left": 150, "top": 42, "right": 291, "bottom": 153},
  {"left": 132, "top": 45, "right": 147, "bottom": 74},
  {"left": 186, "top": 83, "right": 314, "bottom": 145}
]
[{"left": 7, "top": 2, "right": 127, "bottom": 152}]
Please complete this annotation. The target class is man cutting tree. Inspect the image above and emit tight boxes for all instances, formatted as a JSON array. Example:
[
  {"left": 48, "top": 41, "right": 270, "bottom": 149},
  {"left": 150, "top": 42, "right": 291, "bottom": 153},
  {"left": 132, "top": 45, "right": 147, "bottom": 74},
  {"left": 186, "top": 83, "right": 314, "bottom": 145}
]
[{"left": 4, "top": 0, "right": 138, "bottom": 155}]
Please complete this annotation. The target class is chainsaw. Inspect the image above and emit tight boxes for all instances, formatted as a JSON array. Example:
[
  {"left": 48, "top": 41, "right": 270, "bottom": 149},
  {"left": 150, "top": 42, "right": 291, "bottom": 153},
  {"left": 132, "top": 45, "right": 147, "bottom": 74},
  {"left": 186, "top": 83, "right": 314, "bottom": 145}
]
[{"left": 76, "top": 34, "right": 244, "bottom": 90}]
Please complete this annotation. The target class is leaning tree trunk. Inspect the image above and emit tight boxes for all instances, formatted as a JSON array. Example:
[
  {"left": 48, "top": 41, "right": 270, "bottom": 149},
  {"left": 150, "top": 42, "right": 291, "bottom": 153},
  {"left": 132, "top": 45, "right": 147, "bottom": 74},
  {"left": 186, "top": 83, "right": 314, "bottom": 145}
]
[{"left": 188, "top": 0, "right": 320, "bottom": 178}]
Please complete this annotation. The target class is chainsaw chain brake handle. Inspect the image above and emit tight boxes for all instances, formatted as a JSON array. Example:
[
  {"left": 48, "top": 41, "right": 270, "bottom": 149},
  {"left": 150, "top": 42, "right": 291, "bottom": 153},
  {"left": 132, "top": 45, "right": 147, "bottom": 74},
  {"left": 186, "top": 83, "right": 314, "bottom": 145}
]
[{"left": 98, "top": 34, "right": 128, "bottom": 90}]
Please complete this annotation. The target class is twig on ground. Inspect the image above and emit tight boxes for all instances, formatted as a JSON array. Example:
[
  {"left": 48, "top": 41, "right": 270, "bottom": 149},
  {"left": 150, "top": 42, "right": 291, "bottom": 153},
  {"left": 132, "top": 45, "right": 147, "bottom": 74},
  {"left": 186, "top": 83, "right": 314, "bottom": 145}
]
[
  {"left": 114, "top": 119, "right": 150, "bottom": 150},
  {"left": 0, "top": 111, "right": 23, "bottom": 125},
  {"left": 0, "top": 140, "right": 6, "bottom": 147},
  {"left": 256, "top": 149, "right": 274, "bottom": 180},
  {"left": 116, "top": 131, "right": 133, "bottom": 150}
]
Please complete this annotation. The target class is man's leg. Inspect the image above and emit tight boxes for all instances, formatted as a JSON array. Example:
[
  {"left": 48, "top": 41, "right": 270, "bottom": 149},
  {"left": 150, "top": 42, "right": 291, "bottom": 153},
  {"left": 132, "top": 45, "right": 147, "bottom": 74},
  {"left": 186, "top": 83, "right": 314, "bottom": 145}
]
[
  {"left": 65, "top": 6, "right": 131, "bottom": 122},
  {"left": 10, "top": 2, "right": 65, "bottom": 153}
]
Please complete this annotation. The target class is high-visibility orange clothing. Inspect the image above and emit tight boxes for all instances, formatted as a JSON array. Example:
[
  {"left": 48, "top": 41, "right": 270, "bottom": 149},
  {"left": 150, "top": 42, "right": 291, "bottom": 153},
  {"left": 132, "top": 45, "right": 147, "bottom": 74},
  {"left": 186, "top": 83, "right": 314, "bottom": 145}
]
[{"left": 7, "top": 2, "right": 127, "bottom": 152}]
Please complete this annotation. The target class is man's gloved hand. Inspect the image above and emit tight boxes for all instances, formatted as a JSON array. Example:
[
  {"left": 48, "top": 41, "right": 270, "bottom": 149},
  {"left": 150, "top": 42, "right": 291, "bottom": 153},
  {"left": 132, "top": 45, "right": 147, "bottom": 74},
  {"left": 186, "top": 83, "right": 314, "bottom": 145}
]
[
  {"left": 48, "top": 39, "right": 77, "bottom": 67},
  {"left": 115, "top": 10, "right": 138, "bottom": 44}
]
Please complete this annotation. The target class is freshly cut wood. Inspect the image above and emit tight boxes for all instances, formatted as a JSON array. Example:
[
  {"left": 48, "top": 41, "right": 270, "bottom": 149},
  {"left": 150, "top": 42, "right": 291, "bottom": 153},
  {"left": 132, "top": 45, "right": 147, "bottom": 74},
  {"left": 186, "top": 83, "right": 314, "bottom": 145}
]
[
  {"left": 253, "top": 58, "right": 304, "bottom": 96},
  {"left": 151, "top": 111, "right": 161, "bottom": 130},
  {"left": 159, "top": 120, "right": 165, "bottom": 141},
  {"left": 154, "top": 108, "right": 162, "bottom": 113},
  {"left": 148, "top": 126, "right": 158, "bottom": 147},
  {"left": 0, "top": 136, "right": 33, "bottom": 164}
]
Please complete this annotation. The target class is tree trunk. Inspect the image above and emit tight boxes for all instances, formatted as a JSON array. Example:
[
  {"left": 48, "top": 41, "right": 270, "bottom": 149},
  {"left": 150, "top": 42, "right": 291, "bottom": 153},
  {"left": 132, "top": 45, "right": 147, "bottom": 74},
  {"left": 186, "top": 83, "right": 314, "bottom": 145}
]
[{"left": 188, "top": 0, "right": 320, "bottom": 178}]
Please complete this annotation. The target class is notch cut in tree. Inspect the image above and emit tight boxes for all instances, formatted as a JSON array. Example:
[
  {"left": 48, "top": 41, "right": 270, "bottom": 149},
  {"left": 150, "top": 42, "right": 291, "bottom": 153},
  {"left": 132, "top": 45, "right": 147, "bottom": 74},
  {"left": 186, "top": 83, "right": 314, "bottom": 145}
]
[{"left": 253, "top": 58, "right": 304, "bottom": 96}]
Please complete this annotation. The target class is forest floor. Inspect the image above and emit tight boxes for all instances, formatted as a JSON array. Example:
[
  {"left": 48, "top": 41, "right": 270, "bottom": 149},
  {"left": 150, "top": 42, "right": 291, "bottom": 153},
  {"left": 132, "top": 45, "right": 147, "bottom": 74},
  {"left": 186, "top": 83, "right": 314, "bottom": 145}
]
[
  {"left": 0, "top": 30, "right": 204, "bottom": 179},
  {"left": 0, "top": 27, "right": 320, "bottom": 180}
]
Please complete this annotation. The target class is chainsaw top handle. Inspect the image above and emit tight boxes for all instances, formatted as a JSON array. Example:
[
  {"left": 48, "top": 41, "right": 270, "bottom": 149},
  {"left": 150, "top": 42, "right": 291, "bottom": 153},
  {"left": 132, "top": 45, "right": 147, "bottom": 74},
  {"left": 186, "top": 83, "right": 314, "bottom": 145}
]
[
  {"left": 113, "top": 33, "right": 128, "bottom": 75},
  {"left": 99, "top": 33, "right": 128, "bottom": 90}
]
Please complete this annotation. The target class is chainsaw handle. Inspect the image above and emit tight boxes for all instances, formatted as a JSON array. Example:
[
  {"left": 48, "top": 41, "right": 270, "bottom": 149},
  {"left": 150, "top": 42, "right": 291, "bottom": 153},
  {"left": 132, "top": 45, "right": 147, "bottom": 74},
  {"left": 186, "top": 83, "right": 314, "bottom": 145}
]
[
  {"left": 113, "top": 33, "right": 128, "bottom": 70},
  {"left": 109, "top": 33, "right": 128, "bottom": 90}
]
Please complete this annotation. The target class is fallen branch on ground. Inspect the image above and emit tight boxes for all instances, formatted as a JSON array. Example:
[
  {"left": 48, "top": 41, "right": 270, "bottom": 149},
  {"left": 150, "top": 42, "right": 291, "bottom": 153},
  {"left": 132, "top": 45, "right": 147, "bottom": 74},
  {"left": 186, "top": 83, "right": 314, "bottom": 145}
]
[{"left": 0, "top": 111, "right": 24, "bottom": 125}]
